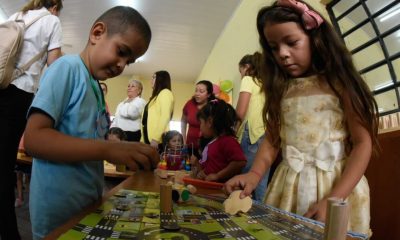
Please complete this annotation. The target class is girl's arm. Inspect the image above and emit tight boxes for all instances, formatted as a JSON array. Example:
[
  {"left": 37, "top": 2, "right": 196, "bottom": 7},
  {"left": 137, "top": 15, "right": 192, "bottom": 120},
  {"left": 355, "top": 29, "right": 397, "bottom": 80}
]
[
  {"left": 181, "top": 113, "right": 188, "bottom": 144},
  {"left": 304, "top": 91, "right": 372, "bottom": 221},
  {"left": 234, "top": 91, "right": 251, "bottom": 132},
  {"left": 205, "top": 160, "right": 246, "bottom": 182},
  {"left": 25, "top": 112, "right": 159, "bottom": 170},
  {"left": 224, "top": 134, "right": 279, "bottom": 198}
]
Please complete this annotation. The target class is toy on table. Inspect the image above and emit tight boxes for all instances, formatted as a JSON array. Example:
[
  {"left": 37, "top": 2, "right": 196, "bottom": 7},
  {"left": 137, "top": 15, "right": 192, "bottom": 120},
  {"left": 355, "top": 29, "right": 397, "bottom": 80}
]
[
  {"left": 155, "top": 144, "right": 192, "bottom": 179},
  {"left": 165, "top": 177, "right": 196, "bottom": 203},
  {"left": 223, "top": 190, "right": 252, "bottom": 215},
  {"left": 324, "top": 197, "right": 349, "bottom": 240},
  {"left": 182, "top": 176, "right": 224, "bottom": 189},
  {"left": 159, "top": 183, "right": 180, "bottom": 231},
  {"left": 159, "top": 145, "right": 191, "bottom": 171}
]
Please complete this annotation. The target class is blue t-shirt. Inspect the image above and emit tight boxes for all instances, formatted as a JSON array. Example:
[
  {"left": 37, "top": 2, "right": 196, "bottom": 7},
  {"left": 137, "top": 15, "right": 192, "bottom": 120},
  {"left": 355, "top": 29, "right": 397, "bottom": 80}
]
[{"left": 29, "top": 55, "right": 104, "bottom": 239}]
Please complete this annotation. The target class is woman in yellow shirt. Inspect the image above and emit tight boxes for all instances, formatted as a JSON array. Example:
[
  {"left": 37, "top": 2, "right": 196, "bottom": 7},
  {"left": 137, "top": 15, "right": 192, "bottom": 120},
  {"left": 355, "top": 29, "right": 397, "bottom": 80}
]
[
  {"left": 141, "top": 70, "right": 174, "bottom": 149},
  {"left": 235, "top": 52, "right": 269, "bottom": 202}
]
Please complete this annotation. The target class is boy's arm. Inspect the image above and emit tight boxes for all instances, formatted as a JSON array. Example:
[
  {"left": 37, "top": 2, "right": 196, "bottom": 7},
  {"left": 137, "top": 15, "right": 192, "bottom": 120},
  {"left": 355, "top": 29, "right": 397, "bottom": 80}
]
[
  {"left": 206, "top": 160, "right": 246, "bottom": 182},
  {"left": 25, "top": 112, "right": 159, "bottom": 170}
]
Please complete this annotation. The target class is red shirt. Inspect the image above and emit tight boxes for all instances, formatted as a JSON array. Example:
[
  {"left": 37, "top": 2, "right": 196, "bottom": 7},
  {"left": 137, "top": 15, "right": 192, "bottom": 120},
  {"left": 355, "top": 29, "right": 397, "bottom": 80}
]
[
  {"left": 200, "top": 135, "right": 246, "bottom": 176},
  {"left": 182, "top": 99, "right": 200, "bottom": 149}
]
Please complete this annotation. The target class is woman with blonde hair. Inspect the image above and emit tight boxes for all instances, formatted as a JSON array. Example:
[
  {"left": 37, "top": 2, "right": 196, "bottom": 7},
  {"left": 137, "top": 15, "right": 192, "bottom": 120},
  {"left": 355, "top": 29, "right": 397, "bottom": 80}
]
[
  {"left": 111, "top": 79, "right": 146, "bottom": 141},
  {"left": 0, "top": 0, "right": 63, "bottom": 238}
]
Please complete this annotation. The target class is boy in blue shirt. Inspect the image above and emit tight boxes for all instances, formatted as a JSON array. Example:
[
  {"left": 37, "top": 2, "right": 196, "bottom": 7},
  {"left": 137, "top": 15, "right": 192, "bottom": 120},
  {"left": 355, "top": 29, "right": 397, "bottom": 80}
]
[{"left": 23, "top": 6, "right": 157, "bottom": 239}]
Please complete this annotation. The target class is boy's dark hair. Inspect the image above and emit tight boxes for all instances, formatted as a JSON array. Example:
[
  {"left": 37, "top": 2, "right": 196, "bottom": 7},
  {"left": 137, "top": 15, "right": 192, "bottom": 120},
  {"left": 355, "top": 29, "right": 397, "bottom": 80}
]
[
  {"left": 149, "top": 70, "right": 171, "bottom": 103},
  {"left": 107, "top": 127, "right": 127, "bottom": 141},
  {"left": 256, "top": 0, "right": 379, "bottom": 153},
  {"left": 239, "top": 52, "right": 263, "bottom": 84},
  {"left": 161, "top": 130, "right": 183, "bottom": 149},
  {"left": 193, "top": 80, "right": 216, "bottom": 102},
  {"left": 94, "top": 6, "right": 152, "bottom": 44},
  {"left": 197, "top": 99, "right": 237, "bottom": 137}
]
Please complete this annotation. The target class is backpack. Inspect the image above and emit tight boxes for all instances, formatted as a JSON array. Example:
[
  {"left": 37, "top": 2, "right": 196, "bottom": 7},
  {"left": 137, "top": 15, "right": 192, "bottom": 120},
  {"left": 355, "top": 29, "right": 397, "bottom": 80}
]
[{"left": 0, "top": 12, "right": 49, "bottom": 89}]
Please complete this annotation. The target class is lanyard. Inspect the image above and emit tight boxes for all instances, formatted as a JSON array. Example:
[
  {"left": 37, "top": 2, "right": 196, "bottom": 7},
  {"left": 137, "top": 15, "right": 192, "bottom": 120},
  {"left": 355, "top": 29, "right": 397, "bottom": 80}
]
[
  {"left": 89, "top": 76, "right": 105, "bottom": 112},
  {"left": 80, "top": 57, "right": 105, "bottom": 112}
]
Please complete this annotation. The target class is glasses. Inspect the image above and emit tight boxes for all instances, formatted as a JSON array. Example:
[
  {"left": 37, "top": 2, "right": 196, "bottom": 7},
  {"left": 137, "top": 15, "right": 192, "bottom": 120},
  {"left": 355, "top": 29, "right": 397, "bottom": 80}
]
[{"left": 96, "top": 110, "right": 111, "bottom": 139}]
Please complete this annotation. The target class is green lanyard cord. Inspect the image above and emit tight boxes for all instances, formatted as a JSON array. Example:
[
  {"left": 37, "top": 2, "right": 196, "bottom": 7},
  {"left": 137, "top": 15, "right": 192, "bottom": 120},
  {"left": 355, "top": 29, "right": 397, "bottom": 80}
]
[
  {"left": 80, "top": 56, "right": 106, "bottom": 112},
  {"left": 89, "top": 76, "right": 106, "bottom": 112}
]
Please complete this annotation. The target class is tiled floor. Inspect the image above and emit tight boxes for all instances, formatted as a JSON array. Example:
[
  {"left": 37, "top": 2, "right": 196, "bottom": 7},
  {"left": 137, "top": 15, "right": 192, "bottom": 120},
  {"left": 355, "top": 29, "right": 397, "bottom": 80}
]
[{"left": 14, "top": 178, "right": 122, "bottom": 240}]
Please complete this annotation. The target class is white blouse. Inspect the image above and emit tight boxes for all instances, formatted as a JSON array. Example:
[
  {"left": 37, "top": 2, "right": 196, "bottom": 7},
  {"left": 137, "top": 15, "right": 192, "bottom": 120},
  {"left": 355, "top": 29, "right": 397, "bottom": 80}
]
[{"left": 111, "top": 97, "right": 146, "bottom": 132}]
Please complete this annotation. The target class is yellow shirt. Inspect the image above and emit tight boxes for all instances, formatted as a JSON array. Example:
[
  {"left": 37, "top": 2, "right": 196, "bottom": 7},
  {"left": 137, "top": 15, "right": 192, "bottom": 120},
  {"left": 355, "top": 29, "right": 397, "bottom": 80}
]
[
  {"left": 237, "top": 76, "right": 265, "bottom": 144},
  {"left": 141, "top": 89, "right": 174, "bottom": 143}
]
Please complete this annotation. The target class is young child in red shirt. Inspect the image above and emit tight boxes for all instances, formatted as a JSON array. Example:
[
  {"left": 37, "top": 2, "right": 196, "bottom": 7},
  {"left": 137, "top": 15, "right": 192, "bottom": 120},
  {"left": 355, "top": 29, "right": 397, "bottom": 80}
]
[{"left": 193, "top": 99, "right": 246, "bottom": 182}]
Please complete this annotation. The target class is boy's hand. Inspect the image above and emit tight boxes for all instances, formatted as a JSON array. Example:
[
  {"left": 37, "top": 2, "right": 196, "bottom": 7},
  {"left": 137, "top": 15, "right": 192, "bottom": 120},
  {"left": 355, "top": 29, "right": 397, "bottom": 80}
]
[{"left": 107, "top": 141, "right": 159, "bottom": 171}]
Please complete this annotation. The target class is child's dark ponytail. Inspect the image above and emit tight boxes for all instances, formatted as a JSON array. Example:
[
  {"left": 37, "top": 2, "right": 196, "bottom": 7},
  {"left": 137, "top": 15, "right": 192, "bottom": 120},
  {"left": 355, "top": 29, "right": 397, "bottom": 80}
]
[{"left": 197, "top": 99, "right": 237, "bottom": 137}]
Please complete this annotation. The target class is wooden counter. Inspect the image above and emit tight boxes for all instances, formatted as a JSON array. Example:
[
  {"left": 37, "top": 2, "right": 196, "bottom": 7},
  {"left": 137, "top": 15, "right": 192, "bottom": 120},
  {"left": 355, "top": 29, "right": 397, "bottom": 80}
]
[
  {"left": 17, "top": 153, "right": 134, "bottom": 178},
  {"left": 365, "top": 128, "right": 400, "bottom": 239}
]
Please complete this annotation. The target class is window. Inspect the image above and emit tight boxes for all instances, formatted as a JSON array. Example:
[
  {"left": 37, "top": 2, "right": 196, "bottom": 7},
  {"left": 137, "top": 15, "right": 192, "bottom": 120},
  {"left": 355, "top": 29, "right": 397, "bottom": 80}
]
[
  {"left": 327, "top": 0, "right": 400, "bottom": 116},
  {"left": 169, "top": 121, "right": 182, "bottom": 133}
]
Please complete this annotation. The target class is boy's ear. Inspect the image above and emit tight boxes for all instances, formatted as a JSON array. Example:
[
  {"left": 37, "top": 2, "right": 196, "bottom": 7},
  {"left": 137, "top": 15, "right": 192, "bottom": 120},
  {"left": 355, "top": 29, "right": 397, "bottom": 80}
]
[{"left": 89, "top": 22, "right": 107, "bottom": 44}]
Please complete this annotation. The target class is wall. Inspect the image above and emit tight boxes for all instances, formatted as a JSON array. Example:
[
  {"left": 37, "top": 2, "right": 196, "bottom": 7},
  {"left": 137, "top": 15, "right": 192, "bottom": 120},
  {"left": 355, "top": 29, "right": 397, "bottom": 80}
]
[
  {"left": 103, "top": 75, "right": 194, "bottom": 121},
  {"left": 197, "top": 0, "right": 329, "bottom": 106}
]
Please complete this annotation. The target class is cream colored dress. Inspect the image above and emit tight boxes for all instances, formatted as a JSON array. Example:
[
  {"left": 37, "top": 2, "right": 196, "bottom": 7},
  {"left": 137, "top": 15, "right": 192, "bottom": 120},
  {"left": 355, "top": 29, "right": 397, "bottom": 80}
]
[{"left": 264, "top": 76, "right": 371, "bottom": 235}]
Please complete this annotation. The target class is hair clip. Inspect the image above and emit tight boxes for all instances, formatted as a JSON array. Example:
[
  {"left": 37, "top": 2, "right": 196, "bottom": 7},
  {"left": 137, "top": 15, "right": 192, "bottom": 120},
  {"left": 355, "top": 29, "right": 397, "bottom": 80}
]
[
  {"left": 277, "top": 0, "right": 323, "bottom": 30},
  {"left": 210, "top": 99, "right": 218, "bottom": 104}
]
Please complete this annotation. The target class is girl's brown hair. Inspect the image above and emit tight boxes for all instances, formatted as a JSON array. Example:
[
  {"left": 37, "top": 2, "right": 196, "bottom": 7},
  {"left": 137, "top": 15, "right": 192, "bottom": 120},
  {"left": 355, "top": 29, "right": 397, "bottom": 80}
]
[
  {"left": 257, "top": 1, "right": 379, "bottom": 154},
  {"left": 22, "top": 0, "right": 63, "bottom": 13},
  {"left": 239, "top": 51, "right": 263, "bottom": 85},
  {"left": 149, "top": 70, "right": 172, "bottom": 103}
]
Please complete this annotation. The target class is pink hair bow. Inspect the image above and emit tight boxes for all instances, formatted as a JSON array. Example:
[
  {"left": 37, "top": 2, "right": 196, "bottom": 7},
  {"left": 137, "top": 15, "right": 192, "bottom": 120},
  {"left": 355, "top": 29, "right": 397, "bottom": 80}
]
[{"left": 277, "top": 0, "right": 323, "bottom": 30}]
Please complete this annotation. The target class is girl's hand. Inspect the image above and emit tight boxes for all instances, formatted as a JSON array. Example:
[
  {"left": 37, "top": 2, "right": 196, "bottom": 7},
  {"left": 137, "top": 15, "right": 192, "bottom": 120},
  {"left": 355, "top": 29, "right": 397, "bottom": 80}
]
[
  {"left": 205, "top": 173, "right": 219, "bottom": 182},
  {"left": 303, "top": 198, "right": 328, "bottom": 222},
  {"left": 150, "top": 139, "right": 159, "bottom": 149},
  {"left": 190, "top": 155, "right": 198, "bottom": 165},
  {"left": 196, "top": 170, "right": 207, "bottom": 180},
  {"left": 224, "top": 172, "right": 258, "bottom": 199}
]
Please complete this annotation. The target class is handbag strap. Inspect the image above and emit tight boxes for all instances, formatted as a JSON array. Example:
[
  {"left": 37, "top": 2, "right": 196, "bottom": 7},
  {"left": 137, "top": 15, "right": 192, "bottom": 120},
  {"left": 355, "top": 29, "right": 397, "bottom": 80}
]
[{"left": 16, "top": 11, "right": 51, "bottom": 72}]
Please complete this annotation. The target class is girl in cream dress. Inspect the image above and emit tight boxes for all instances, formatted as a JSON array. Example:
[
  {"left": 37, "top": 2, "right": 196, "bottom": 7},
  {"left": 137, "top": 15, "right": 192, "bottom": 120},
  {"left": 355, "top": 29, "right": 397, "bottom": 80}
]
[
  {"left": 225, "top": 0, "right": 378, "bottom": 235},
  {"left": 266, "top": 75, "right": 371, "bottom": 234}
]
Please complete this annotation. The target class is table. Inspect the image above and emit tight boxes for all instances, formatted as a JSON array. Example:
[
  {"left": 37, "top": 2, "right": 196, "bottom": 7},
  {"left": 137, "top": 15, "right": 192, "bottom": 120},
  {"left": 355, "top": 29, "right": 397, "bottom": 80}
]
[
  {"left": 17, "top": 152, "right": 134, "bottom": 178},
  {"left": 45, "top": 171, "right": 223, "bottom": 239},
  {"left": 104, "top": 162, "right": 135, "bottom": 178},
  {"left": 46, "top": 171, "right": 367, "bottom": 240},
  {"left": 17, "top": 151, "right": 32, "bottom": 165}
]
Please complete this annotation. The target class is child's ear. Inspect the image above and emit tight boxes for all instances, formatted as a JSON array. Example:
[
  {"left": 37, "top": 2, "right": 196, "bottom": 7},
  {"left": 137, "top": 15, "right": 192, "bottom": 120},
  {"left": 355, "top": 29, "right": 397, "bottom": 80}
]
[{"left": 89, "top": 22, "right": 107, "bottom": 44}]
